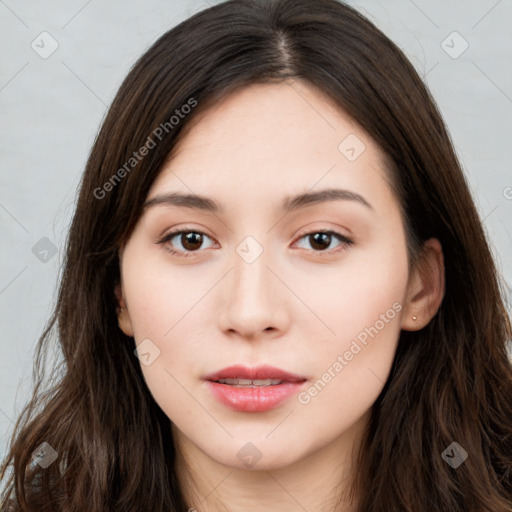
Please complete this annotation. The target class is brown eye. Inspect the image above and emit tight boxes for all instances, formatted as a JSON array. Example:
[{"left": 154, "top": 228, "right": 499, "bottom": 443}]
[
  {"left": 157, "top": 229, "right": 216, "bottom": 257},
  {"left": 294, "top": 230, "right": 354, "bottom": 254},
  {"left": 309, "top": 232, "right": 332, "bottom": 251},
  {"left": 179, "top": 232, "right": 204, "bottom": 251}
]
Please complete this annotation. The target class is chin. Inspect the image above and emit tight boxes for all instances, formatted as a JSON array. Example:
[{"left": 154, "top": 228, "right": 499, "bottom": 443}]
[{"left": 209, "top": 438, "right": 308, "bottom": 472}]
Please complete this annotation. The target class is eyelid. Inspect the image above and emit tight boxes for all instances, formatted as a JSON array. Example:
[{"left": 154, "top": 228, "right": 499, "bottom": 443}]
[
  {"left": 293, "top": 224, "right": 353, "bottom": 242},
  {"left": 156, "top": 225, "right": 213, "bottom": 242}
]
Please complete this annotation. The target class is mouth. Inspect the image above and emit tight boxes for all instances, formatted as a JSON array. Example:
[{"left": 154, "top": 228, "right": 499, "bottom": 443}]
[
  {"left": 214, "top": 378, "right": 286, "bottom": 387},
  {"left": 203, "top": 365, "right": 308, "bottom": 412},
  {"left": 204, "top": 364, "right": 307, "bottom": 384}
]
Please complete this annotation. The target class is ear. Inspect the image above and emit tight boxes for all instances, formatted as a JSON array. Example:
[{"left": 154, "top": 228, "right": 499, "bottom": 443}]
[
  {"left": 114, "top": 282, "right": 134, "bottom": 337},
  {"left": 401, "top": 238, "right": 445, "bottom": 331}
]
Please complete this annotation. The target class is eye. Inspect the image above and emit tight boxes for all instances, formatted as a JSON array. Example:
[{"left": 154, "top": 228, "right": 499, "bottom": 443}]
[
  {"left": 293, "top": 230, "right": 354, "bottom": 255},
  {"left": 156, "top": 228, "right": 216, "bottom": 257},
  {"left": 156, "top": 228, "right": 354, "bottom": 258}
]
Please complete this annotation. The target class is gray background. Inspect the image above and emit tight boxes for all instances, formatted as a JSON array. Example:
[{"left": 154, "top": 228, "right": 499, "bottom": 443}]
[{"left": 1, "top": 0, "right": 511, "bottom": 462}]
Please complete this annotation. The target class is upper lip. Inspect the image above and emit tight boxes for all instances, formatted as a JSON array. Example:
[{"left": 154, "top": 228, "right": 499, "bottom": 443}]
[{"left": 204, "top": 365, "right": 307, "bottom": 383}]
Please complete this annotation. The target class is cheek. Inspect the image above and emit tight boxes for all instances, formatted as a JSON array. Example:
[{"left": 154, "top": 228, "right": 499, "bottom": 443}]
[
  {"left": 123, "top": 264, "right": 209, "bottom": 421},
  {"left": 121, "top": 246, "right": 216, "bottom": 396},
  {"left": 123, "top": 252, "right": 210, "bottom": 341},
  {"left": 299, "top": 231, "right": 409, "bottom": 400},
  {"left": 304, "top": 232, "right": 408, "bottom": 347},
  {"left": 292, "top": 257, "right": 407, "bottom": 445}
]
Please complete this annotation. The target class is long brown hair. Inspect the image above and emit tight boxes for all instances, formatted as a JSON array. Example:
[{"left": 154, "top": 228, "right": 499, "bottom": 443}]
[{"left": 1, "top": 0, "right": 511, "bottom": 510}]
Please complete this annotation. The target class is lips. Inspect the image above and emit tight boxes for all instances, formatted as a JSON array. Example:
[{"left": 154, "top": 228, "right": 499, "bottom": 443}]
[
  {"left": 203, "top": 365, "right": 308, "bottom": 412},
  {"left": 204, "top": 364, "right": 307, "bottom": 384}
]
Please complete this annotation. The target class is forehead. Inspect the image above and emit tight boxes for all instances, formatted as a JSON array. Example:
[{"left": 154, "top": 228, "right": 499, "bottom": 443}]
[
  {"left": 166, "top": 80, "right": 370, "bottom": 164},
  {"left": 148, "top": 80, "right": 396, "bottom": 215}
]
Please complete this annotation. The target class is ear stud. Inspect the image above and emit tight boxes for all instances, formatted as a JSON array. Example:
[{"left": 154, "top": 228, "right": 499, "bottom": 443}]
[{"left": 412, "top": 316, "right": 417, "bottom": 321}]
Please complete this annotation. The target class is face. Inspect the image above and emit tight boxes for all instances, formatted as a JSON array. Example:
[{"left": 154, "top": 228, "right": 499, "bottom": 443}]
[{"left": 116, "top": 80, "right": 415, "bottom": 472}]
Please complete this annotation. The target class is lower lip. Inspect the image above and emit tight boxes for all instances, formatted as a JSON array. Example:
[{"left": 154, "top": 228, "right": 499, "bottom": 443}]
[{"left": 205, "top": 381, "right": 306, "bottom": 412}]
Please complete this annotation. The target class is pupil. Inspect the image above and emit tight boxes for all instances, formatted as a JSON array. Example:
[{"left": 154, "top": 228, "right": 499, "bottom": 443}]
[
  {"left": 310, "top": 233, "right": 330, "bottom": 250},
  {"left": 182, "top": 232, "right": 202, "bottom": 251}
]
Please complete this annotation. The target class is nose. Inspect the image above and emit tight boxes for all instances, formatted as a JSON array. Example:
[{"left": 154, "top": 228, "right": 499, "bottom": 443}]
[{"left": 216, "top": 242, "right": 290, "bottom": 341}]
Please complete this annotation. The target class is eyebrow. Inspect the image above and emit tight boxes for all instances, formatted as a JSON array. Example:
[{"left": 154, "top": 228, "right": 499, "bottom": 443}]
[{"left": 143, "top": 188, "right": 374, "bottom": 213}]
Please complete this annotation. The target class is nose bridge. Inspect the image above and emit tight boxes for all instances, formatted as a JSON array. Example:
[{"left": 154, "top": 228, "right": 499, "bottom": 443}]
[
  {"left": 233, "top": 239, "right": 270, "bottom": 302},
  {"left": 218, "top": 234, "right": 286, "bottom": 337}
]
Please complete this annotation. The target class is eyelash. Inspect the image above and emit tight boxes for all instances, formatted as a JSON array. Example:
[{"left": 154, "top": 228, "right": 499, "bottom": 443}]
[{"left": 156, "top": 227, "right": 354, "bottom": 258}]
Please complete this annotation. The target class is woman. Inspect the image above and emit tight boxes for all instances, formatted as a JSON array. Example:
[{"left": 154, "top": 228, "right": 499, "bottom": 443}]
[{"left": 1, "top": 0, "right": 511, "bottom": 510}]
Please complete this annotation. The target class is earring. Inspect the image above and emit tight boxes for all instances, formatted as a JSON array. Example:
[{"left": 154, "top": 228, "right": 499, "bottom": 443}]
[
  {"left": 412, "top": 316, "right": 417, "bottom": 321},
  {"left": 120, "top": 307, "right": 124, "bottom": 313}
]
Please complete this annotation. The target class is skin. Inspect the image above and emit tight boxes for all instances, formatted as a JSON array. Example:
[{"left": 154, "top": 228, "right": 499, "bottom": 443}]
[{"left": 115, "top": 79, "right": 445, "bottom": 512}]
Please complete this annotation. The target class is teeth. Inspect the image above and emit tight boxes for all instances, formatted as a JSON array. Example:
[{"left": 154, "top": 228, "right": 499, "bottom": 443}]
[{"left": 217, "top": 378, "right": 282, "bottom": 386}]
